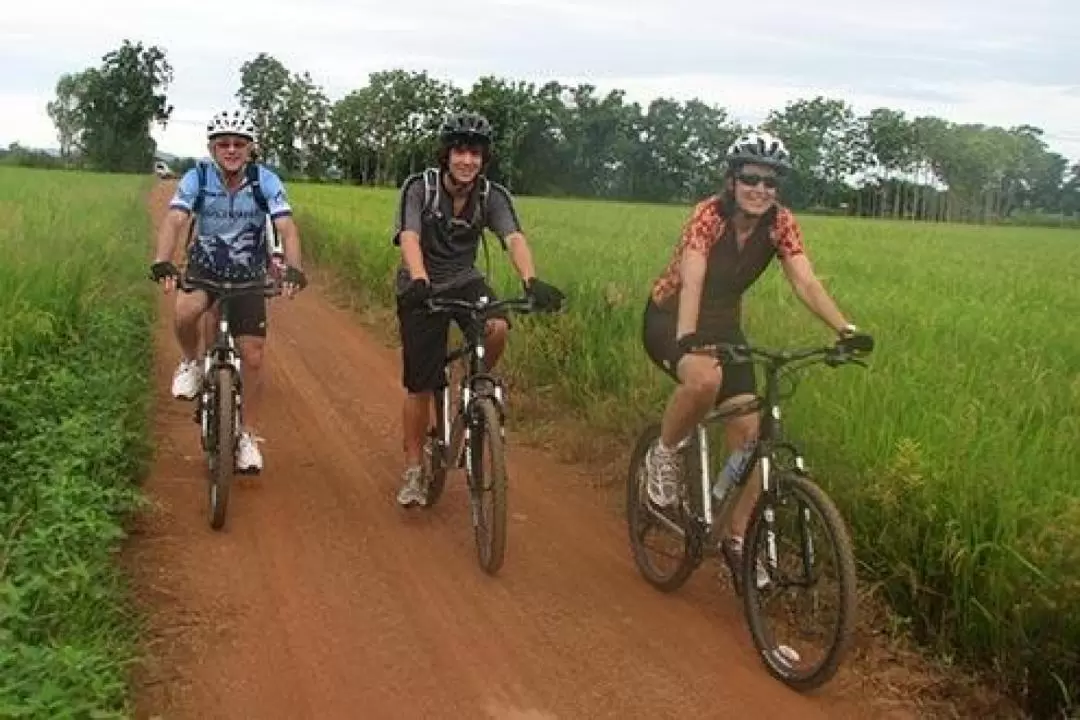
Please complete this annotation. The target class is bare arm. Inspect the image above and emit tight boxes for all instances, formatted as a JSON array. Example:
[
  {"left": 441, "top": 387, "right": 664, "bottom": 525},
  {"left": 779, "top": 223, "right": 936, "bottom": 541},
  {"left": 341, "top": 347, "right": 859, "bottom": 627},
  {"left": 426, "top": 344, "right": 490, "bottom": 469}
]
[
  {"left": 505, "top": 232, "right": 537, "bottom": 282},
  {"left": 398, "top": 231, "right": 428, "bottom": 282},
  {"left": 780, "top": 253, "right": 851, "bottom": 333},
  {"left": 676, "top": 247, "right": 708, "bottom": 339},
  {"left": 272, "top": 214, "right": 303, "bottom": 269},
  {"left": 153, "top": 208, "right": 189, "bottom": 264}
]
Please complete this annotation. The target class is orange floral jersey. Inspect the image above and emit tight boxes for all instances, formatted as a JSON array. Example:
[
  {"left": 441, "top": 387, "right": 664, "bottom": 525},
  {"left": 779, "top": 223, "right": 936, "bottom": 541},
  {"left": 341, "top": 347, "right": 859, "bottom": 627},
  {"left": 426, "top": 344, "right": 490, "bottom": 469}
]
[{"left": 650, "top": 196, "right": 805, "bottom": 307}]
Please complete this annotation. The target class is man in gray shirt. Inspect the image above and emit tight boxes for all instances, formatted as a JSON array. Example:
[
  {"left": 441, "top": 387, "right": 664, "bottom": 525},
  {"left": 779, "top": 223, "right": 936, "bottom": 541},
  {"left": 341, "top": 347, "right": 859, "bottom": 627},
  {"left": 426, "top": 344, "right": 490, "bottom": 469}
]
[{"left": 391, "top": 111, "right": 565, "bottom": 507}]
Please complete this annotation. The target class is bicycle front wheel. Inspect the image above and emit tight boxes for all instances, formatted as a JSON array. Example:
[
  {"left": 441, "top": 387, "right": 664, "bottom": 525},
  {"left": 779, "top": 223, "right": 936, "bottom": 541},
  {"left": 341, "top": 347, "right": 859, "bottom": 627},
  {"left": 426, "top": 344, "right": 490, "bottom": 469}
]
[
  {"left": 467, "top": 398, "right": 508, "bottom": 575},
  {"left": 741, "top": 471, "right": 857, "bottom": 692},
  {"left": 625, "top": 423, "right": 701, "bottom": 592},
  {"left": 423, "top": 388, "right": 451, "bottom": 509},
  {"left": 207, "top": 368, "right": 236, "bottom": 531}
]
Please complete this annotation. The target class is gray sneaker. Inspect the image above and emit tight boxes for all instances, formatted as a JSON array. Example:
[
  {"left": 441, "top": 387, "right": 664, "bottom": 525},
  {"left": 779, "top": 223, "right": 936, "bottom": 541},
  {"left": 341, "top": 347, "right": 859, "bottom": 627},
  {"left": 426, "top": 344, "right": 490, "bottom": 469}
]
[{"left": 396, "top": 466, "right": 426, "bottom": 508}]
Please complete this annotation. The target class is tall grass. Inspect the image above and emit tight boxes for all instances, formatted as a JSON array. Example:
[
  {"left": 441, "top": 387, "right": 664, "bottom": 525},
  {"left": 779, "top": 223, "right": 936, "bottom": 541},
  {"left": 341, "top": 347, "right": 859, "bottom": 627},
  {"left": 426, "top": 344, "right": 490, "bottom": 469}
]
[
  {"left": 291, "top": 182, "right": 1080, "bottom": 716},
  {"left": 0, "top": 167, "right": 156, "bottom": 717}
]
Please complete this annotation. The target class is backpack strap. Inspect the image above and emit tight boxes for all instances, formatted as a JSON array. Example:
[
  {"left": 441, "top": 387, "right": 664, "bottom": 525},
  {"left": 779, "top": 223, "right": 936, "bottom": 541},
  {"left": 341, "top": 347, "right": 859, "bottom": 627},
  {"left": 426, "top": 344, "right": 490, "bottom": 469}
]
[
  {"left": 192, "top": 162, "right": 208, "bottom": 213},
  {"left": 246, "top": 162, "right": 269, "bottom": 214},
  {"left": 472, "top": 177, "right": 490, "bottom": 229},
  {"left": 184, "top": 162, "right": 210, "bottom": 255},
  {"left": 421, "top": 167, "right": 440, "bottom": 222}
]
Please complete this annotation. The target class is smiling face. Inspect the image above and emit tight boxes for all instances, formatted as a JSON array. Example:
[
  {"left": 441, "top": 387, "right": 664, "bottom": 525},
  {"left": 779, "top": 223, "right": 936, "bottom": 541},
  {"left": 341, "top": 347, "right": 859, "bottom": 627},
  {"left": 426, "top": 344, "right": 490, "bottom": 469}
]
[
  {"left": 728, "top": 162, "right": 781, "bottom": 217},
  {"left": 209, "top": 134, "right": 252, "bottom": 174},
  {"left": 446, "top": 142, "right": 485, "bottom": 185}
]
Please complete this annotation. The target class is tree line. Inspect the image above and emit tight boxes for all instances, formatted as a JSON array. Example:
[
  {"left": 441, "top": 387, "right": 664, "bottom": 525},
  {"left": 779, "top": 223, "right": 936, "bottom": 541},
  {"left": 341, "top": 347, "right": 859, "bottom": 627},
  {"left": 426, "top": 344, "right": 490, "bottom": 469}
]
[{"left": 35, "top": 40, "right": 1080, "bottom": 225}]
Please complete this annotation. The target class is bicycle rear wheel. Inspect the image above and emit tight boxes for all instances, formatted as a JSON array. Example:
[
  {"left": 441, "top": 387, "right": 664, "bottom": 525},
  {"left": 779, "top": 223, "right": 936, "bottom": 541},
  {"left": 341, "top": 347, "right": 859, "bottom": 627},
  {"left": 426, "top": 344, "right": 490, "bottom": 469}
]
[
  {"left": 467, "top": 398, "right": 507, "bottom": 575},
  {"left": 625, "top": 423, "right": 702, "bottom": 592},
  {"left": 741, "top": 471, "right": 857, "bottom": 691},
  {"left": 207, "top": 368, "right": 236, "bottom": 531}
]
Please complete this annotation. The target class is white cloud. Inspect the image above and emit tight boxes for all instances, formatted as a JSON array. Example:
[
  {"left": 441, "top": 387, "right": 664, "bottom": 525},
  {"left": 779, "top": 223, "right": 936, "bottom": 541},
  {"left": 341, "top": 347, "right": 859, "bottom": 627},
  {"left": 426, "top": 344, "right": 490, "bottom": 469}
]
[{"left": 1, "top": 0, "right": 1077, "bottom": 164}]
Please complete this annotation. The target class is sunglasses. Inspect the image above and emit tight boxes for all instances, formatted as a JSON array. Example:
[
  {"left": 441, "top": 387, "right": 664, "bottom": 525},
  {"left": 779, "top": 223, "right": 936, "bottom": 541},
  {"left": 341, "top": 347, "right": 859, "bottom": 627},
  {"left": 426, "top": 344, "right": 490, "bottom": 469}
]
[
  {"left": 214, "top": 139, "right": 250, "bottom": 150},
  {"left": 735, "top": 172, "right": 779, "bottom": 189}
]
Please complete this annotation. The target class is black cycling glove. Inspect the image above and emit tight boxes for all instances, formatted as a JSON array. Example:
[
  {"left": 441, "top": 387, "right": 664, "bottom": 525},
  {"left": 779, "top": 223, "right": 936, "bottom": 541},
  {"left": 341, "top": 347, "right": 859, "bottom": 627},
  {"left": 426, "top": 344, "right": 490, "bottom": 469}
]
[
  {"left": 150, "top": 261, "right": 179, "bottom": 282},
  {"left": 284, "top": 265, "right": 308, "bottom": 290},
  {"left": 524, "top": 278, "right": 566, "bottom": 312},
  {"left": 400, "top": 278, "right": 432, "bottom": 310}
]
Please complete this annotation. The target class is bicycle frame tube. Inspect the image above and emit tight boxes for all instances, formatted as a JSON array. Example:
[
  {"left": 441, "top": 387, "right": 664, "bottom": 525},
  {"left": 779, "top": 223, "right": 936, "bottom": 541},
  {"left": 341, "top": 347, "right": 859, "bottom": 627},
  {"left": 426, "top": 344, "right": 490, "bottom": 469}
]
[{"left": 696, "top": 424, "right": 714, "bottom": 530}]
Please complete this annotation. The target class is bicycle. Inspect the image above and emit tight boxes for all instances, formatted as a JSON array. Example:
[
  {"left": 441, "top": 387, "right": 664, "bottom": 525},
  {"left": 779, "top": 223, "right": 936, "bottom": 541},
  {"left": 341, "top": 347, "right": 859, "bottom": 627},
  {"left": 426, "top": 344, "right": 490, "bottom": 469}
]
[
  {"left": 626, "top": 333, "right": 873, "bottom": 691},
  {"left": 180, "top": 275, "right": 282, "bottom": 531},
  {"left": 416, "top": 293, "right": 543, "bottom": 575}
]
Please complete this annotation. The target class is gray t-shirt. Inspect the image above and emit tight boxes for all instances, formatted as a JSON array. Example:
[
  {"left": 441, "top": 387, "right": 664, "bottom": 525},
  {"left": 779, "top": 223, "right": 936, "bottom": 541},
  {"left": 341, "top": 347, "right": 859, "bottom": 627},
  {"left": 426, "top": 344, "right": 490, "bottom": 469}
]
[{"left": 392, "top": 169, "right": 522, "bottom": 295}]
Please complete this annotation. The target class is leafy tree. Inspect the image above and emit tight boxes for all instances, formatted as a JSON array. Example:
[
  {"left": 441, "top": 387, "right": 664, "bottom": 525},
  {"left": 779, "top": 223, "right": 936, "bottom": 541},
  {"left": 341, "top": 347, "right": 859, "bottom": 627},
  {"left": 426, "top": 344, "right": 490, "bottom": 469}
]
[{"left": 52, "top": 40, "right": 173, "bottom": 173}]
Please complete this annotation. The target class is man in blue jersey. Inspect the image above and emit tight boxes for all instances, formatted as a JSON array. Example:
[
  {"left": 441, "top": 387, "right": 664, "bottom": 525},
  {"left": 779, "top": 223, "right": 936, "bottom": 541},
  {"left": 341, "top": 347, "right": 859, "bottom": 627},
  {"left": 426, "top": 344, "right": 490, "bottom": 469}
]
[{"left": 150, "top": 109, "right": 307, "bottom": 473}]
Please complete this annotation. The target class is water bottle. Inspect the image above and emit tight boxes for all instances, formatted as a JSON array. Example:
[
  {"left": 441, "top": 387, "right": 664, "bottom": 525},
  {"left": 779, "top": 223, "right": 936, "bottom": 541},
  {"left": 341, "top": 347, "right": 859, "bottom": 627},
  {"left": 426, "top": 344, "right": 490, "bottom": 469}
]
[{"left": 713, "top": 443, "right": 755, "bottom": 502}]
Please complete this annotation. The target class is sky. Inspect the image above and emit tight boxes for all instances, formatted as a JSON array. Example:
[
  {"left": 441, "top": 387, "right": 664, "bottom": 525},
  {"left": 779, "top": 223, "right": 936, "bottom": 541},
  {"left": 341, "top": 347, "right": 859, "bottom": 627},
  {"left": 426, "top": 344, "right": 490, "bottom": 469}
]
[{"left": 3, "top": 0, "right": 1079, "bottom": 164}]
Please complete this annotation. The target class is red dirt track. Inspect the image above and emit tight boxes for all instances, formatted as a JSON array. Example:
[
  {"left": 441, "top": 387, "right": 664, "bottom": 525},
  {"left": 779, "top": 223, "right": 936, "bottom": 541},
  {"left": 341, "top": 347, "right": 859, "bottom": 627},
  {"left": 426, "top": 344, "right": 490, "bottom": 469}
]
[{"left": 125, "top": 182, "right": 918, "bottom": 720}]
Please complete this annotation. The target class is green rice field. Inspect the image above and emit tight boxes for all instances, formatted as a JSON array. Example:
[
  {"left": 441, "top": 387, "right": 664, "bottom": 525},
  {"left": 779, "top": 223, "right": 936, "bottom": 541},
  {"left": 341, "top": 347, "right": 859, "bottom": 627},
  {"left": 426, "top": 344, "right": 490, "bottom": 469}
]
[{"left": 0, "top": 166, "right": 155, "bottom": 717}]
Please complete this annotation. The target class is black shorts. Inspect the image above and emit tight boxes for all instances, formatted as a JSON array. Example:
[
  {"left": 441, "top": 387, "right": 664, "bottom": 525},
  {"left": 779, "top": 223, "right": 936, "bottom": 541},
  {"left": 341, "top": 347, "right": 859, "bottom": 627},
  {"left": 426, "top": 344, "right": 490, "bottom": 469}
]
[
  {"left": 182, "top": 266, "right": 268, "bottom": 339},
  {"left": 397, "top": 278, "right": 510, "bottom": 394},
  {"left": 642, "top": 299, "right": 756, "bottom": 403}
]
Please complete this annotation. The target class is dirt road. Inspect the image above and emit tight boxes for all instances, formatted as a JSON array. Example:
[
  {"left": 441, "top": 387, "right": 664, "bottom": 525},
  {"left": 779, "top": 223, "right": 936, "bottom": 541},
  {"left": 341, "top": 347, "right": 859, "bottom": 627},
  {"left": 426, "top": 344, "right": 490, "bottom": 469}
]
[{"left": 126, "top": 183, "right": 911, "bottom": 720}]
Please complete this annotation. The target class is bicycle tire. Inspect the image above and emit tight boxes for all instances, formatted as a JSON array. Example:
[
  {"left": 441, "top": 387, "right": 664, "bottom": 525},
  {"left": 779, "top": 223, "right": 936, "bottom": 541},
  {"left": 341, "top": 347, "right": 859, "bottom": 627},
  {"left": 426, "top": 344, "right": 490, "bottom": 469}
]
[
  {"left": 423, "top": 388, "right": 450, "bottom": 508},
  {"left": 625, "top": 423, "right": 701, "bottom": 592},
  {"left": 469, "top": 398, "right": 507, "bottom": 575},
  {"left": 742, "top": 471, "right": 857, "bottom": 691},
  {"left": 423, "top": 429, "right": 448, "bottom": 508},
  {"left": 208, "top": 368, "right": 236, "bottom": 531}
]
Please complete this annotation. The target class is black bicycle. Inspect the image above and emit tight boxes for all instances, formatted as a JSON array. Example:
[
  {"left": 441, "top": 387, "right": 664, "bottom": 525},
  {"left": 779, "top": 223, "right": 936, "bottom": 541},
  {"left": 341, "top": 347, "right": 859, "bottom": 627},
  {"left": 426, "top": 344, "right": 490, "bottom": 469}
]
[
  {"left": 180, "top": 275, "right": 281, "bottom": 531},
  {"left": 417, "top": 293, "right": 544, "bottom": 575},
  {"left": 626, "top": 333, "right": 873, "bottom": 691}
]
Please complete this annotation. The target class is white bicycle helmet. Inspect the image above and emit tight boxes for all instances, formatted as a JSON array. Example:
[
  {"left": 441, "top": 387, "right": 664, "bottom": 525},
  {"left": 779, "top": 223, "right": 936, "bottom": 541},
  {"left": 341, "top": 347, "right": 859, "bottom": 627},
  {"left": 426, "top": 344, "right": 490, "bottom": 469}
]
[
  {"left": 725, "top": 131, "right": 792, "bottom": 172},
  {"left": 206, "top": 109, "right": 257, "bottom": 143}
]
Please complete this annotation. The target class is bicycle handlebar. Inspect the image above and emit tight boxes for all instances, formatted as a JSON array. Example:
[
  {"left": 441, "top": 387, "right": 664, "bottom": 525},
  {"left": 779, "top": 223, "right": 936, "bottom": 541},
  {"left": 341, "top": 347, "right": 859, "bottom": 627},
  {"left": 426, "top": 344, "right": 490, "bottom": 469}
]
[
  {"left": 423, "top": 295, "right": 539, "bottom": 317},
  {"left": 706, "top": 334, "right": 874, "bottom": 371},
  {"left": 178, "top": 275, "right": 283, "bottom": 299}
]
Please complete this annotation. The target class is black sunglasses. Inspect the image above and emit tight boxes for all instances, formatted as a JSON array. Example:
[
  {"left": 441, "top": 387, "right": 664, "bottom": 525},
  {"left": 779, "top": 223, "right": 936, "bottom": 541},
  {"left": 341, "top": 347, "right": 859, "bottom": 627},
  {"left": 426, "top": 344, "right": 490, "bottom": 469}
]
[{"left": 735, "top": 172, "right": 780, "bottom": 189}]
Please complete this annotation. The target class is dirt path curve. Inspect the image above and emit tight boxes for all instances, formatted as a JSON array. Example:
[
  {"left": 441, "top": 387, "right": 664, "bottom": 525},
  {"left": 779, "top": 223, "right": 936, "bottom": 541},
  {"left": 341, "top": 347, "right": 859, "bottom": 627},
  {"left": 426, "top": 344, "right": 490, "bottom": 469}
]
[{"left": 126, "top": 182, "right": 902, "bottom": 720}]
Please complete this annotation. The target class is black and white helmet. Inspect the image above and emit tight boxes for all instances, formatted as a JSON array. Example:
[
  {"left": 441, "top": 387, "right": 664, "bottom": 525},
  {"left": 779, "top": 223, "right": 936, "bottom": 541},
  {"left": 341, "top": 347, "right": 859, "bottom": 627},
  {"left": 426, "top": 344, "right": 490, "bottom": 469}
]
[
  {"left": 438, "top": 112, "right": 493, "bottom": 147},
  {"left": 725, "top": 131, "right": 792, "bottom": 172},
  {"left": 206, "top": 109, "right": 257, "bottom": 143}
]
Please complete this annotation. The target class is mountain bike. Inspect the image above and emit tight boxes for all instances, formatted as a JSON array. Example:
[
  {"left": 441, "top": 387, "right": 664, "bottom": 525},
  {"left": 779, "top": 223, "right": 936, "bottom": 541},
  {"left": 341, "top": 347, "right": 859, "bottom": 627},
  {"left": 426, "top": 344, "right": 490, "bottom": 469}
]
[
  {"left": 180, "top": 275, "right": 282, "bottom": 531},
  {"left": 626, "top": 333, "right": 873, "bottom": 691},
  {"left": 417, "top": 293, "right": 542, "bottom": 575}
]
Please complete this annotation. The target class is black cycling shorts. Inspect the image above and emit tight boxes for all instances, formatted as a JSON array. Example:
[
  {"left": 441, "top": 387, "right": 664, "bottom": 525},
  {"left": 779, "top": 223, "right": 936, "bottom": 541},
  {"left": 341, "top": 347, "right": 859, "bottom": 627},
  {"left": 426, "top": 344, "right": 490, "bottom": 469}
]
[
  {"left": 182, "top": 266, "right": 268, "bottom": 339},
  {"left": 397, "top": 278, "right": 510, "bottom": 394},
  {"left": 642, "top": 299, "right": 756, "bottom": 403}
]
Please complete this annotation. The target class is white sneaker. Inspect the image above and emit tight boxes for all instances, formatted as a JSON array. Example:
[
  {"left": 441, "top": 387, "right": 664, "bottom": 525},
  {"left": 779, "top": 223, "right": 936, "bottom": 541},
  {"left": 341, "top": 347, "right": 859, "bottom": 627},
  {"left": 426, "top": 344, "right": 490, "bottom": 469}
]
[
  {"left": 236, "top": 431, "right": 263, "bottom": 473},
  {"left": 396, "top": 466, "right": 426, "bottom": 507},
  {"left": 645, "top": 440, "right": 682, "bottom": 507},
  {"left": 171, "top": 358, "right": 201, "bottom": 400}
]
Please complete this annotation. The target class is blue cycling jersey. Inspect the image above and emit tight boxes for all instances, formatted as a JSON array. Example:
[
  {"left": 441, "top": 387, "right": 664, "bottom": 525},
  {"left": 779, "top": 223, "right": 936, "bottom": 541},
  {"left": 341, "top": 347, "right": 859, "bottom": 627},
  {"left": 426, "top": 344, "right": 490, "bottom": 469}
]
[{"left": 169, "top": 160, "right": 292, "bottom": 281}]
